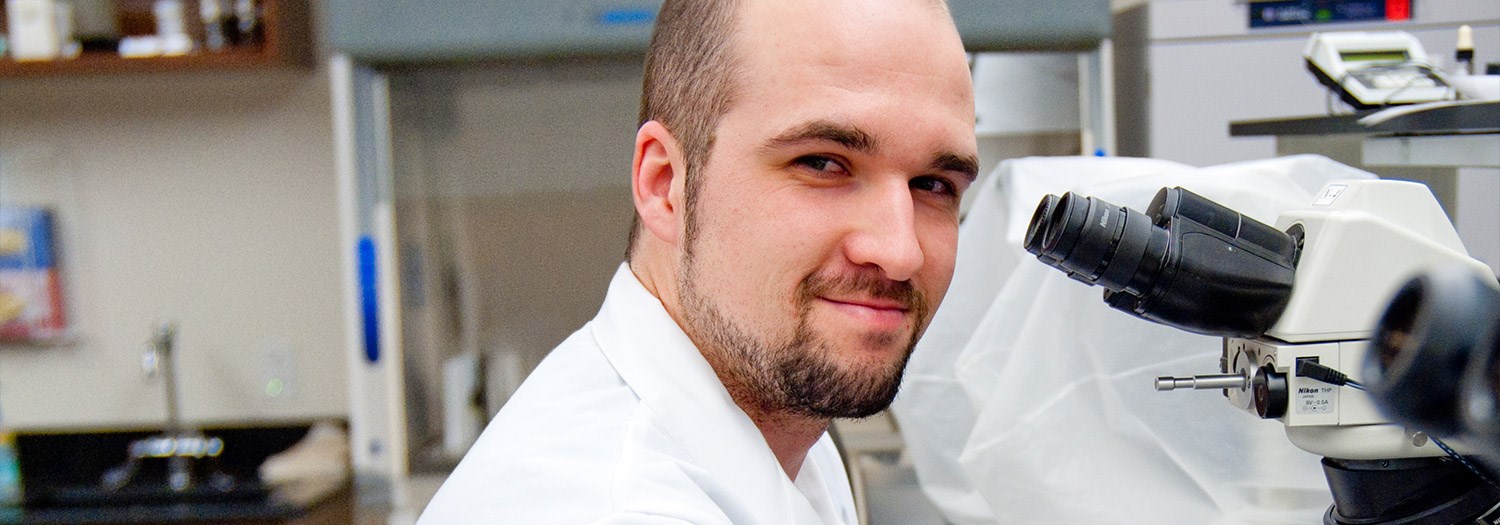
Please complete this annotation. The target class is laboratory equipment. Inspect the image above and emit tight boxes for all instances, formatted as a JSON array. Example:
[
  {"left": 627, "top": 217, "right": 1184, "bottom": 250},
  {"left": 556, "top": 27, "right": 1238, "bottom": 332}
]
[
  {"left": 5, "top": 0, "right": 64, "bottom": 61},
  {"left": 1024, "top": 179, "right": 1500, "bottom": 524},
  {"left": 1304, "top": 31, "right": 1453, "bottom": 109},
  {"left": 152, "top": 0, "right": 193, "bottom": 56},
  {"left": 1457, "top": 25, "right": 1477, "bottom": 75},
  {"left": 200, "top": 0, "right": 228, "bottom": 51},
  {"left": 1, "top": 386, "right": 19, "bottom": 507}
]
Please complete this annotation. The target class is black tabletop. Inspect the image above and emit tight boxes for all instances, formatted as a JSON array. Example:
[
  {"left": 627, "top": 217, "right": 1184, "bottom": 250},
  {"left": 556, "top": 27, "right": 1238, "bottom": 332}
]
[{"left": 1230, "top": 100, "right": 1500, "bottom": 137}]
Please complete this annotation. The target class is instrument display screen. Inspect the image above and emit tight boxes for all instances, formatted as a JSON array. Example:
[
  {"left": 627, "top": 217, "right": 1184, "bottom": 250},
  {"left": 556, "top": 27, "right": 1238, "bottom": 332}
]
[{"left": 1340, "top": 50, "right": 1411, "bottom": 62}]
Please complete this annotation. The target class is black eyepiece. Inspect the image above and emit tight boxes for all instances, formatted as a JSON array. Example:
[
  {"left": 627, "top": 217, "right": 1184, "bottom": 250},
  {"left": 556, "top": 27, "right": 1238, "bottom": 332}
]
[
  {"left": 1022, "top": 191, "right": 1157, "bottom": 292},
  {"left": 1024, "top": 194, "right": 1060, "bottom": 264},
  {"left": 1366, "top": 264, "right": 1500, "bottom": 438},
  {"left": 1023, "top": 187, "right": 1299, "bottom": 338}
]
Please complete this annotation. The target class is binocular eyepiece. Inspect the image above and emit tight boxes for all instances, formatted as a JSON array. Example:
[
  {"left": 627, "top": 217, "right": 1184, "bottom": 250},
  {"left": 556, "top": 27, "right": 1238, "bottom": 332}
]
[
  {"left": 1023, "top": 187, "right": 1299, "bottom": 339},
  {"left": 1366, "top": 265, "right": 1500, "bottom": 446}
]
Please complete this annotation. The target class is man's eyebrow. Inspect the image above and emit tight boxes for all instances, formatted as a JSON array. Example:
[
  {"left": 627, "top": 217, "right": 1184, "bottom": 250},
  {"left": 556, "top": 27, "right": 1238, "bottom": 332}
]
[
  {"left": 933, "top": 152, "right": 980, "bottom": 182},
  {"left": 761, "top": 120, "right": 878, "bottom": 154},
  {"left": 763, "top": 120, "right": 978, "bottom": 181}
]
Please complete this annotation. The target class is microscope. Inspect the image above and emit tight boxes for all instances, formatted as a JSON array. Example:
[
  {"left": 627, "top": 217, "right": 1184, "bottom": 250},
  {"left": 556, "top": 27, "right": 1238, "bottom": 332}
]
[{"left": 1022, "top": 179, "right": 1500, "bottom": 524}]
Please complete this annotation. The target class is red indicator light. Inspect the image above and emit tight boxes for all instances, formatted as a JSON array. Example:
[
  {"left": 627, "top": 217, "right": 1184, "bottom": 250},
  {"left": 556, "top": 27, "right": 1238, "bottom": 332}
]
[{"left": 1386, "top": 0, "right": 1411, "bottom": 21}]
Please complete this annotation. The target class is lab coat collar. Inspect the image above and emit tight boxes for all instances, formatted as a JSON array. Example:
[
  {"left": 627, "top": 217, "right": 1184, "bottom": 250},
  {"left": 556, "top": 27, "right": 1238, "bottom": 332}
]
[{"left": 593, "top": 263, "right": 830, "bottom": 524}]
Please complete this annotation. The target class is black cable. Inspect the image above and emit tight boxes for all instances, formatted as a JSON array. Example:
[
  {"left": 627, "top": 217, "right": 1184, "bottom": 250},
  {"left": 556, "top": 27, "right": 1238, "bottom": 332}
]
[
  {"left": 1295, "top": 359, "right": 1500, "bottom": 489},
  {"left": 1376, "top": 62, "right": 1446, "bottom": 106},
  {"left": 1328, "top": 62, "right": 1448, "bottom": 112},
  {"left": 1296, "top": 359, "right": 1364, "bottom": 390},
  {"left": 1432, "top": 435, "right": 1500, "bottom": 491}
]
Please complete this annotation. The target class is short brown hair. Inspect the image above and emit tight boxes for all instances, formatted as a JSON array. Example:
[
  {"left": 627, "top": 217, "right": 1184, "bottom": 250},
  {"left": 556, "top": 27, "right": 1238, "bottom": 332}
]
[{"left": 626, "top": 0, "right": 743, "bottom": 259}]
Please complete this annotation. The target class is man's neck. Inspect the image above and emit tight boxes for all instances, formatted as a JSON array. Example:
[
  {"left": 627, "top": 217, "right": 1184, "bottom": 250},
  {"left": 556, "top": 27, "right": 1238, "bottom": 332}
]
[{"left": 737, "top": 399, "right": 830, "bottom": 480}]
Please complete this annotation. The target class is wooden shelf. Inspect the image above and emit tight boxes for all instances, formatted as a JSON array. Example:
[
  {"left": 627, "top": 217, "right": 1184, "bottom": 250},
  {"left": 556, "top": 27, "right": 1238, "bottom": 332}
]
[{"left": 0, "top": 0, "right": 311, "bottom": 78}]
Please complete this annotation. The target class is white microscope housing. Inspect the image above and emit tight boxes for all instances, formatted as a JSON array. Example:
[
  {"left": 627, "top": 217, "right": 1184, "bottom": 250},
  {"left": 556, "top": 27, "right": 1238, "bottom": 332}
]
[
  {"left": 1024, "top": 177, "right": 1500, "bottom": 523},
  {"left": 1220, "top": 180, "right": 1496, "bottom": 460}
]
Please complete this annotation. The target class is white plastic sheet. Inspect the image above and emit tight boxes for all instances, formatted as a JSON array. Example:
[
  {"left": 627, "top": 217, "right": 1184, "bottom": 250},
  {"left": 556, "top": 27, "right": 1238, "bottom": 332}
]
[{"left": 893, "top": 155, "right": 1378, "bottom": 524}]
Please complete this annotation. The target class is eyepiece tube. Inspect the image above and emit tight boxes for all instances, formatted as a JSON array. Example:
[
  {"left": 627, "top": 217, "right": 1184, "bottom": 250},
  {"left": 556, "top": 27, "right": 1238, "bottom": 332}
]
[
  {"left": 1025, "top": 194, "right": 1060, "bottom": 264},
  {"left": 1022, "top": 191, "right": 1160, "bottom": 291},
  {"left": 1366, "top": 264, "right": 1500, "bottom": 438},
  {"left": 1023, "top": 187, "right": 1298, "bottom": 338},
  {"left": 1460, "top": 313, "right": 1500, "bottom": 449}
]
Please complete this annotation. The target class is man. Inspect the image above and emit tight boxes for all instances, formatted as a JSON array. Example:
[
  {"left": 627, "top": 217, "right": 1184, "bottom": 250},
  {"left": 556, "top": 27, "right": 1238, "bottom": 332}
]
[{"left": 418, "top": 0, "right": 977, "bottom": 522}]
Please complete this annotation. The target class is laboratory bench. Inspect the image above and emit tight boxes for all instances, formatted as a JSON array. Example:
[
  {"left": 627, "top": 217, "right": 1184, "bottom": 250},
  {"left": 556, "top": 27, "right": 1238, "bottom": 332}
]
[
  {"left": 1, "top": 423, "right": 354, "bottom": 525},
  {"left": 1230, "top": 100, "right": 1500, "bottom": 169},
  {"left": 1230, "top": 100, "right": 1500, "bottom": 221}
]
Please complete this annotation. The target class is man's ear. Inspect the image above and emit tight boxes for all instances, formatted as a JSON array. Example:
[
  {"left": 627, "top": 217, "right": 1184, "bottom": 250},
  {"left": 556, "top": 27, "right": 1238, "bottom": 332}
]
[{"left": 632, "top": 120, "right": 688, "bottom": 246}]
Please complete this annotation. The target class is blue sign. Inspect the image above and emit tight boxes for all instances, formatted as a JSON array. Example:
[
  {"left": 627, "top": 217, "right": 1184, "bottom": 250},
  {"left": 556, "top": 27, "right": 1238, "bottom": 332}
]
[{"left": 1250, "top": 0, "right": 1409, "bottom": 28}]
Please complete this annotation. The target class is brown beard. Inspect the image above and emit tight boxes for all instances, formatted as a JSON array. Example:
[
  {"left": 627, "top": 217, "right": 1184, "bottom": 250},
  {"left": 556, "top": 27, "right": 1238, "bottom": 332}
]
[{"left": 679, "top": 261, "right": 930, "bottom": 419}]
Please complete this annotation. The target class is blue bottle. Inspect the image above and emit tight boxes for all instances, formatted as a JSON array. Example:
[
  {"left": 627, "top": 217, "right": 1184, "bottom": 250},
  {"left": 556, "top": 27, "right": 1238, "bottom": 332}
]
[{"left": 0, "top": 403, "right": 19, "bottom": 507}]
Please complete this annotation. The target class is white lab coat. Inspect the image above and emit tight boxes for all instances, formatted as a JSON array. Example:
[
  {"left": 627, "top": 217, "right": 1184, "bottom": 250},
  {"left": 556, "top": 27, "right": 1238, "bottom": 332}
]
[{"left": 418, "top": 264, "right": 858, "bottom": 525}]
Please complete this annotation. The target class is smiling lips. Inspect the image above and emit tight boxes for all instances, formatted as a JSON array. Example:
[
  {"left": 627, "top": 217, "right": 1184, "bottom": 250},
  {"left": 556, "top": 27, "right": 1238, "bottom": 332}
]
[{"left": 819, "top": 296, "right": 912, "bottom": 331}]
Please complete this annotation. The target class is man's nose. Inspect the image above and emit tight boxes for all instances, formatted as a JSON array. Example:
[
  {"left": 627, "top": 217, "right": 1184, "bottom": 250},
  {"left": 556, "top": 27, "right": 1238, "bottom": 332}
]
[{"left": 842, "top": 180, "right": 924, "bottom": 282}]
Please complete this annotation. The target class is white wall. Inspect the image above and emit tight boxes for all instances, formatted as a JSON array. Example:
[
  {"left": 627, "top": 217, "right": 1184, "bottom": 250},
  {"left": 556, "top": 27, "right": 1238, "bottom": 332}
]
[
  {"left": 1457, "top": 168, "right": 1500, "bottom": 276},
  {"left": 0, "top": 69, "right": 347, "bottom": 430}
]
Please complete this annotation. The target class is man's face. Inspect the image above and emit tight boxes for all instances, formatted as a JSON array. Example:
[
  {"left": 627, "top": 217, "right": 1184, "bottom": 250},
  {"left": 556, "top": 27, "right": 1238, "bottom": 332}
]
[{"left": 676, "top": 0, "right": 977, "bottom": 419}]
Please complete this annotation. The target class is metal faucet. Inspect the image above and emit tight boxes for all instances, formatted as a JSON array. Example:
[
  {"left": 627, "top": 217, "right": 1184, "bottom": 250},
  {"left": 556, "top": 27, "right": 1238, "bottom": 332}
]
[{"left": 101, "top": 322, "right": 231, "bottom": 493}]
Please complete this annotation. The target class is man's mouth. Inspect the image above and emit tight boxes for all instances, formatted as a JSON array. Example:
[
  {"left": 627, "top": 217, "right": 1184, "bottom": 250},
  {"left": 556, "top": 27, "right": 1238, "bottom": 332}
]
[
  {"left": 818, "top": 296, "right": 912, "bottom": 331},
  {"left": 798, "top": 270, "right": 928, "bottom": 335}
]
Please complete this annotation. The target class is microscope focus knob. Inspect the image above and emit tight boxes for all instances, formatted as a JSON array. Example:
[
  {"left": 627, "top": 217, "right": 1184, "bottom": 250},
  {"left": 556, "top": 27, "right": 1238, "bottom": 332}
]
[{"left": 1254, "top": 367, "right": 1288, "bottom": 419}]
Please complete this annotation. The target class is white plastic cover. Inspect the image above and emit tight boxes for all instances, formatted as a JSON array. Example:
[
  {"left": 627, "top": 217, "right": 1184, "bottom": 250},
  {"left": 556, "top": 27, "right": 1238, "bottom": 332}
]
[{"left": 893, "top": 155, "right": 1378, "bottom": 524}]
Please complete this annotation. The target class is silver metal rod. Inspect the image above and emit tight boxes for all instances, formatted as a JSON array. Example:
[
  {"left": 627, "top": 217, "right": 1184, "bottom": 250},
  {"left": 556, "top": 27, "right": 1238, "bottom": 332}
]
[
  {"left": 155, "top": 322, "right": 183, "bottom": 435},
  {"left": 1155, "top": 373, "right": 1248, "bottom": 391},
  {"left": 153, "top": 321, "right": 194, "bottom": 492}
]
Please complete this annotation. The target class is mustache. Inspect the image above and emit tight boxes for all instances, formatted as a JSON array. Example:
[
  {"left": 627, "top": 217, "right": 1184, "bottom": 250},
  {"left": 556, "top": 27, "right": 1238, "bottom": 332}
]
[{"left": 797, "top": 270, "right": 928, "bottom": 314}]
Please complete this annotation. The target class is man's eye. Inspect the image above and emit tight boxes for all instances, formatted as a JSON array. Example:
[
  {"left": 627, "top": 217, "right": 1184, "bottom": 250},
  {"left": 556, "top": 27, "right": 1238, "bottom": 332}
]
[
  {"left": 793, "top": 155, "right": 849, "bottom": 176},
  {"left": 911, "top": 176, "right": 957, "bottom": 196}
]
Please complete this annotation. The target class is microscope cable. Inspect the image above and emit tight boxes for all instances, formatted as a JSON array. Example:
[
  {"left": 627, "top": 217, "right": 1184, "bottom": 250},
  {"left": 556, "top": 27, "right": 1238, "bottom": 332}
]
[{"left": 1297, "top": 359, "right": 1500, "bottom": 489}]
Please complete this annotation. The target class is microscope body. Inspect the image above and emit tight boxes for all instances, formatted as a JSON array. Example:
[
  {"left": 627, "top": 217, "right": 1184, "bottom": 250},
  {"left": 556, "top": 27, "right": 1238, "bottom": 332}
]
[
  {"left": 1025, "top": 177, "right": 1500, "bottom": 523},
  {"left": 1220, "top": 180, "right": 1496, "bottom": 460},
  {"left": 1224, "top": 338, "right": 1404, "bottom": 457}
]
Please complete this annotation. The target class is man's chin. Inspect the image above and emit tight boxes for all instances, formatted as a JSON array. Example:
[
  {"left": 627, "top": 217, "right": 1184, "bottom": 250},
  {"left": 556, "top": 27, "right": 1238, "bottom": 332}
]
[
  {"left": 818, "top": 327, "right": 918, "bottom": 363},
  {"left": 799, "top": 367, "right": 906, "bottom": 419}
]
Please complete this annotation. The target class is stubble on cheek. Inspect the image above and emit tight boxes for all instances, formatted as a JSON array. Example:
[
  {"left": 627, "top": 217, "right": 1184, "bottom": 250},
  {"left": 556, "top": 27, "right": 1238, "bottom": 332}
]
[
  {"left": 680, "top": 259, "right": 933, "bottom": 419},
  {"left": 675, "top": 179, "right": 943, "bottom": 418}
]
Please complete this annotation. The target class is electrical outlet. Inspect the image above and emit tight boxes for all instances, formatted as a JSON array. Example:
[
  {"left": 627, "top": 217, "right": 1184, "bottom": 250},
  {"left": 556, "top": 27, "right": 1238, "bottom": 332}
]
[{"left": 260, "top": 337, "right": 297, "bottom": 400}]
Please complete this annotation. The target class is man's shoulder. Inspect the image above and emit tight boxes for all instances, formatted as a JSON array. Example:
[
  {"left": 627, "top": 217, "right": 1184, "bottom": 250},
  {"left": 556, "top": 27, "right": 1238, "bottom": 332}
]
[
  {"left": 468, "top": 322, "right": 644, "bottom": 464},
  {"left": 417, "top": 325, "right": 737, "bottom": 524},
  {"left": 418, "top": 399, "right": 735, "bottom": 524},
  {"left": 501, "top": 323, "right": 634, "bottom": 415}
]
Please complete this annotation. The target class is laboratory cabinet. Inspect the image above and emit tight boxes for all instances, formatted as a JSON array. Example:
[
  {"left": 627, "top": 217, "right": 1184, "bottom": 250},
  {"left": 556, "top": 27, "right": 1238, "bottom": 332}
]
[{"left": 0, "top": 0, "right": 311, "bottom": 77}]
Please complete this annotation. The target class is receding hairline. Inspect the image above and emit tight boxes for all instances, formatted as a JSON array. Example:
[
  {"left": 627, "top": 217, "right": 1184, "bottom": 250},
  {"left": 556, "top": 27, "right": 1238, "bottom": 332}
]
[{"left": 627, "top": 0, "right": 961, "bottom": 259}]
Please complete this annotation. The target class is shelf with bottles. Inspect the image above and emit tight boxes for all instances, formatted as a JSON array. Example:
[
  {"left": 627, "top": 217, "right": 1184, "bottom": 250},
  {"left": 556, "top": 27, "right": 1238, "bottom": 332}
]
[{"left": 0, "top": 0, "right": 310, "bottom": 77}]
